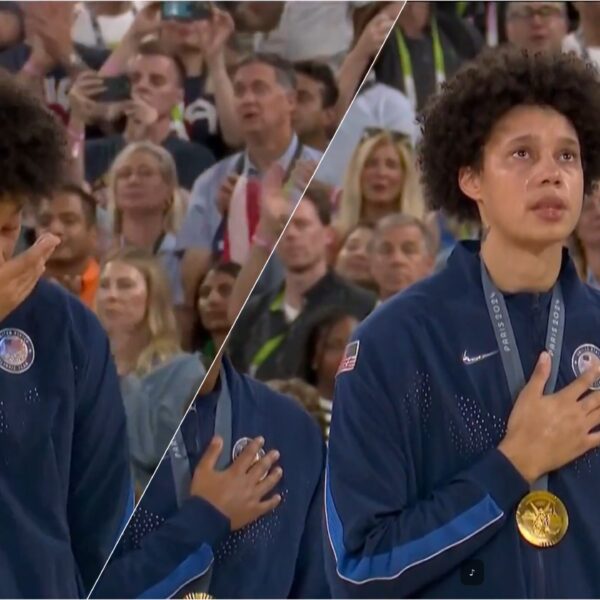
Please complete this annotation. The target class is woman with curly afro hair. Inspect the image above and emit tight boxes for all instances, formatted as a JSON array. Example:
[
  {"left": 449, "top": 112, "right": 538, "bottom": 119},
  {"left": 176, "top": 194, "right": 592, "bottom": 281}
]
[
  {"left": 325, "top": 47, "right": 600, "bottom": 598},
  {"left": 0, "top": 72, "right": 132, "bottom": 598}
]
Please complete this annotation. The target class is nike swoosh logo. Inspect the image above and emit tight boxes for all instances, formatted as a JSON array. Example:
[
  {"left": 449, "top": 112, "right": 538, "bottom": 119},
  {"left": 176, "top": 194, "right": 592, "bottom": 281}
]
[{"left": 462, "top": 350, "right": 499, "bottom": 365}]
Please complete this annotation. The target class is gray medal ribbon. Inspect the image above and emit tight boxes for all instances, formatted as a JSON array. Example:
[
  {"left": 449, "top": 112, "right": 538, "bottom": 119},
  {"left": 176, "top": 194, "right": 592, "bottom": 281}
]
[
  {"left": 168, "top": 364, "right": 232, "bottom": 597},
  {"left": 480, "top": 261, "right": 565, "bottom": 491}
]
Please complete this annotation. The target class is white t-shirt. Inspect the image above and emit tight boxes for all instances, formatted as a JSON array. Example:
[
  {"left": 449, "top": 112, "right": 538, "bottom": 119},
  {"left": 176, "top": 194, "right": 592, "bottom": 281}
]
[
  {"left": 254, "top": 1, "right": 354, "bottom": 71},
  {"left": 71, "top": 3, "right": 140, "bottom": 49}
]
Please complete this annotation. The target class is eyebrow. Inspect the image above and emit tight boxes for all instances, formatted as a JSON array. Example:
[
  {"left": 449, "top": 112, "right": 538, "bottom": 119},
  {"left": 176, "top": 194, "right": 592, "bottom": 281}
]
[{"left": 507, "top": 134, "right": 580, "bottom": 146}]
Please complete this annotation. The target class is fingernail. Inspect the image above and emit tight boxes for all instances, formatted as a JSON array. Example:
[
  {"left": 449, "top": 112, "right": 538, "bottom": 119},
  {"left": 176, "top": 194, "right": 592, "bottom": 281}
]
[
  {"left": 257, "top": 436, "right": 265, "bottom": 445},
  {"left": 273, "top": 450, "right": 280, "bottom": 460},
  {"left": 539, "top": 351, "right": 549, "bottom": 365}
]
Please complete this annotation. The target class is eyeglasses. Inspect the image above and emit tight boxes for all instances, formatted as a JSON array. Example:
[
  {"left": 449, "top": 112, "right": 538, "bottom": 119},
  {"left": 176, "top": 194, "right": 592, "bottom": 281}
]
[
  {"left": 507, "top": 4, "right": 564, "bottom": 21},
  {"left": 360, "top": 127, "right": 412, "bottom": 145}
]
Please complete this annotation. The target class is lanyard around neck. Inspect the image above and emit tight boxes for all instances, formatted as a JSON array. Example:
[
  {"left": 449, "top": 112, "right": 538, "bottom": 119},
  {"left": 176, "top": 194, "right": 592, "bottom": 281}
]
[
  {"left": 480, "top": 260, "right": 565, "bottom": 491},
  {"left": 395, "top": 16, "right": 445, "bottom": 109}
]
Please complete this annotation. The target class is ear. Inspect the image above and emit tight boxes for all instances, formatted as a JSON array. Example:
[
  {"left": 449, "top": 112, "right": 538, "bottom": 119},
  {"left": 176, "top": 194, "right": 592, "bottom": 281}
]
[{"left": 458, "top": 165, "right": 482, "bottom": 203}]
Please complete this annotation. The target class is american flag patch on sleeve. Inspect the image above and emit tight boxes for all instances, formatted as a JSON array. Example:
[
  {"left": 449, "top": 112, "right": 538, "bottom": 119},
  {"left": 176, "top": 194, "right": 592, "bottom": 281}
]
[{"left": 337, "top": 341, "right": 360, "bottom": 375}]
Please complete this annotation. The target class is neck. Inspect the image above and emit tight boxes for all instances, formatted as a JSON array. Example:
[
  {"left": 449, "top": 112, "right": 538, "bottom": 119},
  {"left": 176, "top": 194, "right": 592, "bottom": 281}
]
[
  {"left": 299, "top": 130, "right": 329, "bottom": 152},
  {"left": 178, "top": 50, "right": 204, "bottom": 77},
  {"left": 91, "top": 2, "right": 130, "bottom": 17},
  {"left": 581, "top": 18, "right": 600, "bottom": 47},
  {"left": 121, "top": 212, "right": 165, "bottom": 251},
  {"left": 111, "top": 329, "right": 150, "bottom": 376},
  {"left": 362, "top": 200, "right": 395, "bottom": 224},
  {"left": 284, "top": 260, "right": 328, "bottom": 308},
  {"left": 398, "top": 12, "right": 428, "bottom": 39},
  {"left": 45, "top": 256, "right": 91, "bottom": 279},
  {"left": 480, "top": 231, "right": 563, "bottom": 293},
  {"left": 125, "top": 117, "right": 171, "bottom": 145},
  {"left": 211, "top": 331, "right": 227, "bottom": 351},
  {"left": 246, "top": 126, "right": 294, "bottom": 173}
]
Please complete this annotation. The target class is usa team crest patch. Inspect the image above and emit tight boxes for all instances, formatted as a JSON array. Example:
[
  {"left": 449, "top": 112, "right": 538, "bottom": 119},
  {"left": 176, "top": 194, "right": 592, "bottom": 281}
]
[
  {"left": 571, "top": 344, "right": 600, "bottom": 390},
  {"left": 0, "top": 329, "right": 34, "bottom": 374},
  {"left": 337, "top": 341, "right": 360, "bottom": 375}
]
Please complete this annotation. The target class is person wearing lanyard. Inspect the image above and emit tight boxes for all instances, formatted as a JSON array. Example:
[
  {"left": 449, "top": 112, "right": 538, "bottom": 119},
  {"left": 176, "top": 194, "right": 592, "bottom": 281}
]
[{"left": 325, "top": 47, "right": 600, "bottom": 598}]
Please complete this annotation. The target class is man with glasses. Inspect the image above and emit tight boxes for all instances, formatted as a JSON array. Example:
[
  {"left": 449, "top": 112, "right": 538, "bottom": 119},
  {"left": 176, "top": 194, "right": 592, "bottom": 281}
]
[{"left": 505, "top": 1, "right": 568, "bottom": 53}]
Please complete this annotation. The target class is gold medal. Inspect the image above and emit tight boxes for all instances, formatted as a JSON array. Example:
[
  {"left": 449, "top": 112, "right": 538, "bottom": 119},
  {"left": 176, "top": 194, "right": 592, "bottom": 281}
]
[
  {"left": 516, "top": 490, "right": 568, "bottom": 547},
  {"left": 183, "top": 594, "right": 213, "bottom": 599}
]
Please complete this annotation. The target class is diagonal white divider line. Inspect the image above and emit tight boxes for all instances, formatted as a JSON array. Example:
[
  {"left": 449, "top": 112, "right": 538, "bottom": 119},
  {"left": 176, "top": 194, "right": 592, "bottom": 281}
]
[{"left": 88, "top": 3, "right": 406, "bottom": 596}]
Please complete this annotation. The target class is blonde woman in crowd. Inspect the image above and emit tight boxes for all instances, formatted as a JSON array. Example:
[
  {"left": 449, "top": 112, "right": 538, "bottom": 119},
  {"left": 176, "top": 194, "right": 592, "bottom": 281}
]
[
  {"left": 96, "top": 247, "right": 205, "bottom": 493},
  {"left": 106, "top": 141, "right": 188, "bottom": 310},
  {"left": 336, "top": 128, "right": 427, "bottom": 235}
]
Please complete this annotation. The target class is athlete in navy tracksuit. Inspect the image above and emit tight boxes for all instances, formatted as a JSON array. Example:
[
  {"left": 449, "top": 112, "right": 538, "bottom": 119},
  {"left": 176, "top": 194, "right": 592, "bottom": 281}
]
[
  {"left": 326, "top": 49, "right": 600, "bottom": 597},
  {"left": 1, "top": 281, "right": 134, "bottom": 598},
  {"left": 0, "top": 70, "right": 132, "bottom": 598},
  {"left": 93, "top": 356, "right": 329, "bottom": 598}
]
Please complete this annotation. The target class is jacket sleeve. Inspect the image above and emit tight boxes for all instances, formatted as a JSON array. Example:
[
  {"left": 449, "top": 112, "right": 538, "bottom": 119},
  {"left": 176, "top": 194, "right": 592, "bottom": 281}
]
[
  {"left": 289, "top": 463, "right": 330, "bottom": 598},
  {"left": 67, "top": 306, "right": 134, "bottom": 595},
  {"left": 324, "top": 319, "right": 529, "bottom": 598},
  {"left": 90, "top": 497, "right": 230, "bottom": 599}
]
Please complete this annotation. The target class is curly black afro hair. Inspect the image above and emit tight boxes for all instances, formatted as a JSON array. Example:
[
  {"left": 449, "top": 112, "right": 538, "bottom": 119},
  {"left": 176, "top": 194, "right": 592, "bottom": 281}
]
[
  {"left": 418, "top": 47, "right": 600, "bottom": 223},
  {"left": 0, "top": 69, "right": 67, "bottom": 204}
]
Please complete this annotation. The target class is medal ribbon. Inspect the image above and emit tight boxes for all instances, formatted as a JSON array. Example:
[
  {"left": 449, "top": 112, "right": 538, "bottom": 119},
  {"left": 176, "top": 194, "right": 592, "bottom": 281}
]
[
  {"left": 480, "top": 260, "right": 565, "bottom": 492},
  {"left": 395, "top": 16, "right": 445, "bottom": 109},
  {"left": 169, "top": 364, "right": 232, "bottom": 597}
]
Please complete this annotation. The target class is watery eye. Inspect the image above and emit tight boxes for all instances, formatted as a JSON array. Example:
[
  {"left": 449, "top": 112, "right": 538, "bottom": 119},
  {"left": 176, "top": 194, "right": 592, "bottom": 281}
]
[{"left": 513, "top": 149, "right": 529, "bottom": 159}]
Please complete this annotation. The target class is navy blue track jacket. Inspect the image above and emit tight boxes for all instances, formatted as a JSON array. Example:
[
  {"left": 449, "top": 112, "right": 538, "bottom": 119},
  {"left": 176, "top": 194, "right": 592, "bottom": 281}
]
[
  {"left": 94, "top": 357, "right": 329, "bottom": 598},
  {"left": 325, "top": 241, "right": 600, "bottom": 598},
  {"left": 0, "top": 281, "right": 133, "bottom": 598}
]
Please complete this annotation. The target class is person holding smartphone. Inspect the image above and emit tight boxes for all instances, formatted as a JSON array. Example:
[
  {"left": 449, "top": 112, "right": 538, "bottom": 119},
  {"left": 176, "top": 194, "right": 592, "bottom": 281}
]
[
  {"left": 0, "top": 72, "right": 132, "bottom": 597},
  {"left": 326, "top": 48, "right": 600, "bottom": 598}
]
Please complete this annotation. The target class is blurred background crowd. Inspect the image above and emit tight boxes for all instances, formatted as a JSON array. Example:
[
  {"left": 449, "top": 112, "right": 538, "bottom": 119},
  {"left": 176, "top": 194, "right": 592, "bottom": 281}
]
[{"left": 4, "top": 1, "right": 600, "bottom": 489}]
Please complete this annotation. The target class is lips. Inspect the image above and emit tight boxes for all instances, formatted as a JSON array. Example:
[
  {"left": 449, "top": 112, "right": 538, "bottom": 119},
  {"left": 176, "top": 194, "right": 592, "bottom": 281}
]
[{"left": 530, "top": 197, "right": 567, "bottom": 211}]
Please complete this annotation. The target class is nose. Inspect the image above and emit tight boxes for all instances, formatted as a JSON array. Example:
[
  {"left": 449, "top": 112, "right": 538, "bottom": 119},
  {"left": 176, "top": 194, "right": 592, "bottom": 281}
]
[
  {"left": 206, "top": 287, "right": 222, "bottom": 307},
  {"left": 536, "top": 152, "right": 563, "bottom": 187},
  {"left": 48, "top": 219, "right": 64, "bottom": 236}
]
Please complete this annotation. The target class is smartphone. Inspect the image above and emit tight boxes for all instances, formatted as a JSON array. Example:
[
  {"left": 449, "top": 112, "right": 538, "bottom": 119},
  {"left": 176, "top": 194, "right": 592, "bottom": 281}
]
[
  {"left": 97, "top": 76, "right": 131, "bottom": 103},
  {"left": 161, "top": 1, "right": 212, "bottom": 22}
]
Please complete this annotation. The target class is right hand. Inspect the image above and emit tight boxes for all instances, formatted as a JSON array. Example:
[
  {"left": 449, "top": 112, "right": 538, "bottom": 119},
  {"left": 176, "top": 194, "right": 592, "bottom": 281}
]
[
  {"left": 68, "top": 71, "right": 107, "bottom": 123},
  {"left": 354, "top": 12, "right": 396, "bottom": 60},
  {"left": 0, "top": 234, "right": 60, "bottom": 321},
  {"left": 498, "top": 351, "right": 600, "bottom": 484},
  {"left": 217, "top": 173, "right": 240, "bottom": 216},
  {"left": 254, "top": 165, "right": 292, "bottom": 245},
  {"left": 190, "top": 436, "right": 283, "bottom": 531}
]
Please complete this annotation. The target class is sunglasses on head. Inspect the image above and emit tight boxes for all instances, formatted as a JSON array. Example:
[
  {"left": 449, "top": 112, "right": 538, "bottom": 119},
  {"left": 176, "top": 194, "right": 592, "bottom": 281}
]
[{"left": 360, "top": 127, "right": 412, "bottom": 145}]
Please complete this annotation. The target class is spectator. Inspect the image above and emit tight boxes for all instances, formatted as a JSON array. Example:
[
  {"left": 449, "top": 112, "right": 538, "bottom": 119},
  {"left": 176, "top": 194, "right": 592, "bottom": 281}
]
[
  {"left": 106, "top": 141, "right": 187, "bottom": 310},
  {"left": 337, "top": 129, "right": 426, "bottom": 235},
  {"left": 177, "top": 53, "right": 322, "bottom": 343},
  {"left": 369, "top": 213, "right": 436, "bottom": 303},
  {"left": 505, "top": 2, "right": 568, "bottom": 53},
  {"left": 34, "top": 183, "right": 100, "bottom": 309},
  {"left": 79, "top": 39, "right": 215, "bottom": 190},
  {"left": 96, "top": 247, "right": 205, "bottom": 491},
  {"left": 316, "top": 3, "right": 418, "bottom": 189},
  {"left": 575, "top": 183, "right": 600, "bottom": 290},
  {"left": 334, "top": 222, "right": 375, "bottom": 291},
  {"left": 298, "top": 306, "right": 360, "bottom": 439},
  {"left": 563, "top": 2, "right": 600, "bottom": 69},
  {"left": 72, "top": 2, "right": 138, "bottom": 50},
  {"left": 196, "top": 261, "right": 241, "bottom": 366},
  {"left": 292, "top": 60, "right": 338, "bottom": 152},
  {"left": 228, "top": 184, "right": 375, "bottom": 381},
  {"left": 267, "top": 377, "right": 328, "bottom": 439},
  {"left": 0, "top": 2, "right": 110, "bottom": 119},
  {"left": 375, "top": 1, "right": 483, "bottom": 110}
]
